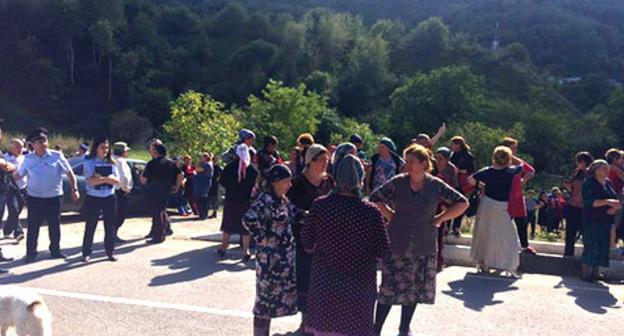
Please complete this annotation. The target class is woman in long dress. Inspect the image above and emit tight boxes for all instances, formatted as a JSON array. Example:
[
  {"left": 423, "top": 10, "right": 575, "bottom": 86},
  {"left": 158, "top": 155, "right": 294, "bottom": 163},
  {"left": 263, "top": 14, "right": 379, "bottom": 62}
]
[
  {"left": 580, "top": 159, "right": 621, "bottom": 282},
  {"left": 302, "top": 154, "right": 389, "bottom": 336},
  {"left": 370, "top": 144, "right": 467, "bottom": 336},
  {"left": 286, "top": 144, "right": 335, "bottom": 331},
  {"left": 242, "top": 164, "right": 299, "bottom": 336},
  {"left": 468, "top": 146, "right": 523, "bottom": 277}
]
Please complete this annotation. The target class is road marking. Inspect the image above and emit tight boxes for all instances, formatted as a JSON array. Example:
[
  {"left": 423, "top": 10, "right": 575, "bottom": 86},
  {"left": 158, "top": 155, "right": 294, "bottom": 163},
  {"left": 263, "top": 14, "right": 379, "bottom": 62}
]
[{"left": 16, "top": 286, "right": 253, "bottom": 319}]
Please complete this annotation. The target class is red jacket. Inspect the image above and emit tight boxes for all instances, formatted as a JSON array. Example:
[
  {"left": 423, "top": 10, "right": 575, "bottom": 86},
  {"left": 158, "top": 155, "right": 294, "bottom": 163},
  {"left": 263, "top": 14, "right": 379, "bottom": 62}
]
[{"left": 508, "top": 160, "right": 535, "bottom": 218}]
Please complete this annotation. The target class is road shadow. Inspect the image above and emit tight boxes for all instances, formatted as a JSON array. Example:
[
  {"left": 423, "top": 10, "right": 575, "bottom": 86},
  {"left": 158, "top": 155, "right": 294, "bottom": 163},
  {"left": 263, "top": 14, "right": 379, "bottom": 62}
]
[
  {"left": 553, "top": 277, "right": 620, "bottom": 314},
  {"left": 0, "top": 239, "right": 148, "bottom": 284},
  {"left": 149, "top": 245, "right": 253, "bottom": 287},
  {"left": 441, "top": 272, "right": 519, "bottom": 311}
]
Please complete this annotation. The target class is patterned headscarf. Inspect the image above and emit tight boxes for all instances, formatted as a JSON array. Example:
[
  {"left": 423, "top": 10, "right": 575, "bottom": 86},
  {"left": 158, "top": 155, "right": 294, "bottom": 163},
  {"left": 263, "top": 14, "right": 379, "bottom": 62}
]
[{"left": 334, "top": 154, "right": 365, "bottom": 196}]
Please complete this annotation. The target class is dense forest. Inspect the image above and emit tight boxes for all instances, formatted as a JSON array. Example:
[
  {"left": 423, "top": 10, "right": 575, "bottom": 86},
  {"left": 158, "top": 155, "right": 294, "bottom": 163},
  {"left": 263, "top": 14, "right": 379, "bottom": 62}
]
[{"left": 1, "top": 0, "right": 624, "bottom": 174}]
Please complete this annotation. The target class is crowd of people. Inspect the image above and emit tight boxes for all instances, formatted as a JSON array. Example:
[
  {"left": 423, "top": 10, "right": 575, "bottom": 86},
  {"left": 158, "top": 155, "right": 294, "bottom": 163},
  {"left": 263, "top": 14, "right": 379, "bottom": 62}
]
[{"left": 0, "top": 124, "right": 623, "bottom": 336}]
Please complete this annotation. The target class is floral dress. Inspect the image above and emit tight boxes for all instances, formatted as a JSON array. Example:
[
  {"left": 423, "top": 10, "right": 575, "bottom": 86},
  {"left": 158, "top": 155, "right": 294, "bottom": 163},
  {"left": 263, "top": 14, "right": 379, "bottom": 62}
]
[{"left": 242, "top": 192, "right": 300, "bottom": 318}]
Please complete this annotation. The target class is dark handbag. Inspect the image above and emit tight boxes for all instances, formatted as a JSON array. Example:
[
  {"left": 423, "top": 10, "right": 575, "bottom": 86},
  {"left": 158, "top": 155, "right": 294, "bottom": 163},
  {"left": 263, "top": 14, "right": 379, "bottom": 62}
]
[{"left": 465, "top": 190, "right": 480, "bottom": 217}]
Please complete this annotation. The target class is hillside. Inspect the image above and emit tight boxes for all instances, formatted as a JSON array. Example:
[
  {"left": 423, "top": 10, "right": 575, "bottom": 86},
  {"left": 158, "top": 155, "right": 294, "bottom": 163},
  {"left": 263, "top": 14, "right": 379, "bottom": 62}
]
[{"left": 1, "top": 0, "right": 623, "bottom": 173}]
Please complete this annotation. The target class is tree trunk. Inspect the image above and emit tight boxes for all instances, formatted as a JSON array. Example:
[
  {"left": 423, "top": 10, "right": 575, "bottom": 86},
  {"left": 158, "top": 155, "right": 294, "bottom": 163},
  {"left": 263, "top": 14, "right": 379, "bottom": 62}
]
[
  {"left": 68, "top": 38, "right": 75, "bottom": 85},
  {"left": 107, "top": 57, "right": 113, "bottom": 102}
]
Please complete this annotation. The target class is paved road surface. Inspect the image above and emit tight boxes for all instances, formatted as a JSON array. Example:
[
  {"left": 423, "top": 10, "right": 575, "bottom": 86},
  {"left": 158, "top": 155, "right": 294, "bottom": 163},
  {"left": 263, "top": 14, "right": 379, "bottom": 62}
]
[{"left": 0, "top": 214, "right": 622, "bottom": 335}]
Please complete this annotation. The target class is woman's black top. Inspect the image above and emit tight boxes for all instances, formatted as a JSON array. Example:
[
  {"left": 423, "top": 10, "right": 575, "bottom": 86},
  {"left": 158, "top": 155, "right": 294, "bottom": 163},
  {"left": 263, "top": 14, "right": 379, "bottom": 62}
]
[
  {"left": 450, "top": 150, "right": 476, "bottom": 173},
  {"left": 219, "top": 159, "right": 258, "bottom": 202}
]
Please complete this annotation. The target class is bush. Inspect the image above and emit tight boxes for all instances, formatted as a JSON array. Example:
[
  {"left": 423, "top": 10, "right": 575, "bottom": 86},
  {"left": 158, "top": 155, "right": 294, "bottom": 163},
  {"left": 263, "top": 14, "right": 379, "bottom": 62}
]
[
  {"left": 245, "top": 80, "right": 328, "bottom": 148},
  {"left": 164, "top": 91, "right": 241, "bottom": 157},
  {"left": 110, "top": 110, "right": 154, "bottom": 145}
]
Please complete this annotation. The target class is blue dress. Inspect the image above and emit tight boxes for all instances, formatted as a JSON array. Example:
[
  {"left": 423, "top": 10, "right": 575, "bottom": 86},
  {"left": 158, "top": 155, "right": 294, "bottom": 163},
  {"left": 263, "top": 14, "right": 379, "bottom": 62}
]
[
  {"left": 242, "top": 192, "right": 300, "bottom": 318},
  {"left": 581, "top": 177, "right": 616, "bottom": 267}
]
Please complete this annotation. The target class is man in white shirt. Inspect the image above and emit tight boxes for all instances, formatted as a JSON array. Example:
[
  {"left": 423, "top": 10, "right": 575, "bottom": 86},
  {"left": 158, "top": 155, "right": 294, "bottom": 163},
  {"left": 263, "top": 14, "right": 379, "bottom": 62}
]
[
  {"left": 3, "top": 138, "right": 27, "bottom": 242},
  {"left": 113, "top": 142, "right": 133, "bottom": 243}
]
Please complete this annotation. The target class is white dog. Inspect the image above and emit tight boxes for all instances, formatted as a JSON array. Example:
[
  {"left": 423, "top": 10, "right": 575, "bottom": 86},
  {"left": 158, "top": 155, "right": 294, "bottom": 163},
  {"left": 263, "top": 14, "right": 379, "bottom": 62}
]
[{"left": 0, "top": 287, "right": 52, "bottom": 336}]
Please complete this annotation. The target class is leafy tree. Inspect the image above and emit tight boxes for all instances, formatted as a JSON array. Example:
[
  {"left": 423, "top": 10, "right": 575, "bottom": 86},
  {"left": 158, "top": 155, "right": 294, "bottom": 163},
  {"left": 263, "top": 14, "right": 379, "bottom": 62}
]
[
  {"left": 395, "top": 17, "right": 449, "bottom": 72},
  {"left": 230, "top": 39, "right": 278, "bottom": 71},
  {"left": 304, "top": 71, "right": 338, "bottom": 103},
  {"left": 315, "top": 109, "right": 379, "bottom": 155},
  {"left": 370, "top": 19, "right": 406, "bottom": 48},
  {"left": 110, "top": 110, "right": 154, "bottom": 145},
  {"left": 521, "top": 110, "right": 569, "bottom": 172},
  {"left": 245, "top": 80, "right": 328, "bottom": 148},
  {"left": 210, "top": 2, "right": 248, "bottom": 37},
  {"left": 338, "top": 35, "right": 392, "bottom": 116},
  {"left": 389, "top": 65, "right": 485, "bottom": 143},
  {"left": 605, "top": 88, "right": 624, "bottom": 143},
  {"left": 164, "top": 91, "right": 241, "bottom": 156},
  {"left": 246, "top": 12, "right": 272, "bottom": 40},
  {"left": 329, "top": 117, "right": 378, "bottom": 155}
]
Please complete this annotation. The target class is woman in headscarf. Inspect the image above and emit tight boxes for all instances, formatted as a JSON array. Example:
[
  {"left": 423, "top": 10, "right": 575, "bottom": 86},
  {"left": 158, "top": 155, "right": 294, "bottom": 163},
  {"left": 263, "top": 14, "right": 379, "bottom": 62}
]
[
  {"left": 581, "top": 159, "right": 621, "bottom": 282},
  {"left": 286, "top": 144, "right": 335, "bottom": 332},
  {"left": 434, "top": 147, "right": 460, "bottom": 272},
  {"left": 367, "top": 137, "right": 405, "bottom": 194},
  {"left": 329, "top": 142, "right": 357, "bottom": 177},
  {"left": 302, "top": 154, "right": 389, "bottom": 336},
  {"left": 468, "top": 146, "right": 523, "bottom": 277},
  {"left": 218, "top": 148, "right": 258, "bottom": 261},
  {"left": 242, "top": 164, "right": 299, "bottom": 336},
  {"left": 370, "top": 144, "right": 468, "bottom": 336},
  {"left": 296, "top": 133, "right": 315, "bottom": 175}
]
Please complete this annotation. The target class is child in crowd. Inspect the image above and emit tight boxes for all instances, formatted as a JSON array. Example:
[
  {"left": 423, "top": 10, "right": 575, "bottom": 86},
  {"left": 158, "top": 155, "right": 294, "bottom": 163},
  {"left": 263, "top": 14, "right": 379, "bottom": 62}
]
[{"left": 525, "top": 190, "right": 538, "bottom": 239}]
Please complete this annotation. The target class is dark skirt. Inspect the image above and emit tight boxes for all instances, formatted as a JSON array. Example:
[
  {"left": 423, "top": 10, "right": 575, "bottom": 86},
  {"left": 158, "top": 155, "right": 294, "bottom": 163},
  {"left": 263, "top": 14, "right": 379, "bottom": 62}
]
[
  {"left": 582, "top": 221, "right": 611, "bottom": 267},
  {"left": 295, "top": 246, "right": 312, "bottom": 312},
  {"left": 220, "top": 200, "right": 250, "bottom": 235}
]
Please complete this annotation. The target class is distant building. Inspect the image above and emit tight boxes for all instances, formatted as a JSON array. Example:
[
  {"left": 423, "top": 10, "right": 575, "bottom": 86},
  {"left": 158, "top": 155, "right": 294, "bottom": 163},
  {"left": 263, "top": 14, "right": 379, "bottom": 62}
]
[{"left": 491, "top": 39, "right": 500, "bottom": 51}]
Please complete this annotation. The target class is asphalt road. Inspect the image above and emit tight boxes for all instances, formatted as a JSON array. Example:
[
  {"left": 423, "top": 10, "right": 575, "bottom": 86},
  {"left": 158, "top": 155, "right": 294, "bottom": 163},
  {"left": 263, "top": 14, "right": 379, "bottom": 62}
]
[{"left": 0, "top": 213, "right": 623, "bottom": 336}]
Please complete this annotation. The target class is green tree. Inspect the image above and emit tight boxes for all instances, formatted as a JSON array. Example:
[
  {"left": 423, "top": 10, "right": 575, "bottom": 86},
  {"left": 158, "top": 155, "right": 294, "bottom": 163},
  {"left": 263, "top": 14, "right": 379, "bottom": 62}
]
[
  {"left": 210, "top": 2, "right": 248, "bottom": 37},
  {"left": 521, "top": 110, "right": 569, "bottom": 172},
  {"left": 230, "top": 39, "right": 278, "bottom": 71},
  {"left": 304, "top": 71, "right": 338, "bottom": 103},
  {"left": 110, "top": 109, "right": 154, "bottom": 145},
  {"left": 389, "top": 65, "right": 485, "bottom": 143},
  {"left": 89, "top": 19, "right": 119, "bottom": 101},
  {"left": 605, "top": 87, "right": 624, "bottom": 143},
  {"left": 395, "top": 17, "right": 449, "bottom": 72},
  {"left": 245, "top": 80, "right": 328, "bottom": 148},
  {"left": 329, "top": 117, "right": 378, "bottom": 155},
  {"left": 338, "top": 35, "right": 392, "bottom": 116},
  {"left": 164, "top": 91, "right": 241, "bottom": 156}
]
